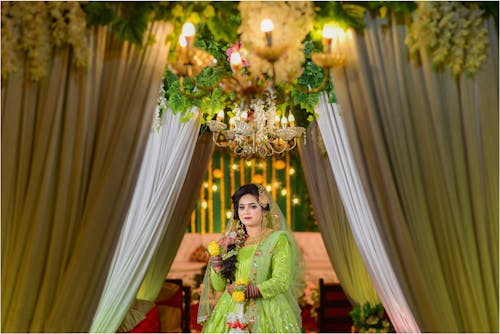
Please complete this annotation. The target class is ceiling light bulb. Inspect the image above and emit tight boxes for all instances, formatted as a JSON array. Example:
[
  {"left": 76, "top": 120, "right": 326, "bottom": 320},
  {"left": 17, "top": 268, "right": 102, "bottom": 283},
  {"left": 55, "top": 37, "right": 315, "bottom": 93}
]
[
  {"left": 178, "top": 35, "right": 187, "bottom": 48},
  {"left": 322, "top": 23, "right": 336, "bottom": 39},
  {"left": 182, "top": 22, "right": 196, "bottom": 37},
  {"left": 230, "top": 52, "right": 242, "bottom": 66},
  {"left": 260, "top": 19, "right": 274, "bottom": 33},
  {"left": 216, "top": 110, "right": 225, "bottom": 122},
  {"left": 281, "top": 115, "right": 288, "bottom": 127}
]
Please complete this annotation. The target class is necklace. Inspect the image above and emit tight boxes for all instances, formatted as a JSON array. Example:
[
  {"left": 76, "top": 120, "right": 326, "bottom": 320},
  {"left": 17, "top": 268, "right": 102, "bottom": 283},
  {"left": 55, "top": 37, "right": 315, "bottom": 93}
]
[{"left": 244, "top": 228, "right": 273, "bottom": 246}]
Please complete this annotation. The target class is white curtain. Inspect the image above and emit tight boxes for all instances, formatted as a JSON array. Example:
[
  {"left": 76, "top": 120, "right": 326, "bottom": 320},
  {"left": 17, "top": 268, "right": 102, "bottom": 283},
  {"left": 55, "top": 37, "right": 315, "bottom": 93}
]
[
  {"left": 316, "top": 95, "right": 420, "bottom": 333},
  {"left": 90, "top": 109, "right": 201, "bottom": 333}
]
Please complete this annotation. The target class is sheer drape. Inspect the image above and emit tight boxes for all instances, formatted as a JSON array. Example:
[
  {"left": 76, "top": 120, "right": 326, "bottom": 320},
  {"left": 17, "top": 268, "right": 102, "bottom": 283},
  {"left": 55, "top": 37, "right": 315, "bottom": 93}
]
[
  {"left": 90, "top": 109, "right": 202, "bottom": 332},
  {"left": 330, "top": 13, "right": 498, "bottom": 332},
  {"left": 136, "top": 132, "right": 215, "bottom": 302},
  {"left": 298, "top": 121, "right": 379, "bottom": 306},
  {"left": 316, "top": 98, "right": 420, "bottom": 333},
  {"left": 1, "top": 23, "right": 171, "bottom": 332}
]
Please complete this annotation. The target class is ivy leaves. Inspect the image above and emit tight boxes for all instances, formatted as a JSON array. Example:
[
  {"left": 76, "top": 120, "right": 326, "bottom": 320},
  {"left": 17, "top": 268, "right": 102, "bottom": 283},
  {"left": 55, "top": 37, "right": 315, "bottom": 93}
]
[{"left": 84, "top": 2, "right": 159, "bottom": 45}]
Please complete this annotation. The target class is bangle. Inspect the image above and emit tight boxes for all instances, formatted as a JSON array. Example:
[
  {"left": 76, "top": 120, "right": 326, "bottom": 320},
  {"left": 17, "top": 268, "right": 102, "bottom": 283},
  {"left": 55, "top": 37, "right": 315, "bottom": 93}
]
[{"left": 246, "top": 283, "right": 260, "bottom": 299}]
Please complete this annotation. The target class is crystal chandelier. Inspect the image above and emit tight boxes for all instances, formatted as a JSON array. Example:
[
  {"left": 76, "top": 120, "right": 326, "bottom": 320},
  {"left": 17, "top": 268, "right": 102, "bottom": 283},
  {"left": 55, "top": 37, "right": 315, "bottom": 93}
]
[
  {"left": 206, "top": 96, "right": 305, "bottom": 158},
  {"left": 167, "top": 4, "right": 347, "bottom": 159}
]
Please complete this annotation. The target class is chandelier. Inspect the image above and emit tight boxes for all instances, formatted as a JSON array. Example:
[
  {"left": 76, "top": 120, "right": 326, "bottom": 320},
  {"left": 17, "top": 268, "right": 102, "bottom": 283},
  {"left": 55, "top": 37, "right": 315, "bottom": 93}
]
[{"left": 167, "top": 3, "right": 347, "bottom": 159}]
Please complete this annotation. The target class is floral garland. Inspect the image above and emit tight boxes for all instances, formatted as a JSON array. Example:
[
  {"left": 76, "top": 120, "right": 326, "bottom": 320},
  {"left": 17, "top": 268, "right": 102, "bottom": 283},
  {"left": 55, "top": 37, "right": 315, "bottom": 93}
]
[
  {"left": 230, "top": 278, "right": 248, "bottom": 303},
  {"left": 405, "top": 2, "right": 489, "bottom": 76},
  {"left": 226, "top": 278, "right": 249, "bottom": 333},
  {"left": 207, "top": 221, "right": 248, "bottom": 261},
  {"left": 1, "top": 2, "right": 88, "bottom": 81}
]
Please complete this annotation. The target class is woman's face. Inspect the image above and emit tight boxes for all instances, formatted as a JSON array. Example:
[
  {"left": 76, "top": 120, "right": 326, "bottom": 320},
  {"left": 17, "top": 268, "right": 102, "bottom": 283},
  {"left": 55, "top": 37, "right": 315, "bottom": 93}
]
[{"left": 238, "top": 193, "right": 264, "bottom": 229}]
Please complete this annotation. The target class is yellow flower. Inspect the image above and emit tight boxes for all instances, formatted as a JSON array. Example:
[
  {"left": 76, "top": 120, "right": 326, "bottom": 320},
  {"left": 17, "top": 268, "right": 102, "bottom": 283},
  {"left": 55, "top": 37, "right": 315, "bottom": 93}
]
[
  {"left": 232, "top": 290, "right": 246, "bottom": 303},
  {"left": 207, "top": 241, "right": 220, "bottom": 256},
  {"left": 234, "top": 278, "right": 248, "bottom": 286}
]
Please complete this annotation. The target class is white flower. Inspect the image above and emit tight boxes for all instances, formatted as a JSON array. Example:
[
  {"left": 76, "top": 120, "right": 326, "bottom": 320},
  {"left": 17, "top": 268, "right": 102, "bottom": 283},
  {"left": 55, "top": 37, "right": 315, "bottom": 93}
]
[
  {"left": 1, "top": 2, "right": 89, "bottom": 81},
  {"left": 406, "top": 2, "right": 489, "bottom": 76}
]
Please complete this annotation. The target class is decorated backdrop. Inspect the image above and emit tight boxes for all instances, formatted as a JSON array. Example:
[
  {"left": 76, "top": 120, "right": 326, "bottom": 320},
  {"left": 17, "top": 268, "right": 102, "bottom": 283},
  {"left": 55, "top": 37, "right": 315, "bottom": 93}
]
[{"left": 188, "top": 147, "right": 317, "bottom": 233}]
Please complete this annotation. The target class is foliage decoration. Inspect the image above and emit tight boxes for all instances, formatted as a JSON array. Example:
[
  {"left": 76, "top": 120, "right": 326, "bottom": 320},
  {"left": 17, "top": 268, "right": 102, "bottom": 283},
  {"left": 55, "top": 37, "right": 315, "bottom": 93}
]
[
  {"left": 313, "top": 2, "right": 367, "bottom": 32},
  {"left": 349, "top": 302, "right": 394, "bottom": 333},
  {"left": 79, "top": 1, "right": 496, "bottom": 127}
]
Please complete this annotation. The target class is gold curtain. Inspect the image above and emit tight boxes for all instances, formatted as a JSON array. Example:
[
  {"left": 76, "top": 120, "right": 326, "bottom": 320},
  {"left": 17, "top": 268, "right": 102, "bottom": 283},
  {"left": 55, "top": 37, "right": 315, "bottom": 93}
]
[
  {"left": 331, "top": 14, "right": 498, "bottom": 332},
  {"left": 1, "top": 22, "right": 171, "bottom": 332},
  {"left": 299, "top": 122, "right": 380, "bottom": 306}
]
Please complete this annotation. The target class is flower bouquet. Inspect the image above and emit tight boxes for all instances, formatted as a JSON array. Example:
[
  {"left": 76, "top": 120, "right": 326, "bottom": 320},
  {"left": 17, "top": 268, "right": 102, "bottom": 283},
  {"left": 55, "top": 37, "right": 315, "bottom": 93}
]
[{"left": 226, "top": 278, "right": 249, "bottom": 333}]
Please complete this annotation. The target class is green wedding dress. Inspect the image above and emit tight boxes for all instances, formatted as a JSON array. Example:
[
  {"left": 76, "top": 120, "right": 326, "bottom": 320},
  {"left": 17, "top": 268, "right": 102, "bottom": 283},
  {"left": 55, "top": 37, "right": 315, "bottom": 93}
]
[{"left": 200, "top": 230, "right": 303, "bottom": 333}]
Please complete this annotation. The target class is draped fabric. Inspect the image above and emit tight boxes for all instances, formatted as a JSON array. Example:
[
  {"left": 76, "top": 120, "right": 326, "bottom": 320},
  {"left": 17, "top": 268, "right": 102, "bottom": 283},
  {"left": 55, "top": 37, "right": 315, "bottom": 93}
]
[
  {"left": 330, "top": 13, "right": 498, "bottom": 332},
  {"left": 90, "top": 108, "right": 201, "bottom": 332},
  {"left": 1, "top": 23, "right": 172, "bottom": 332},
  {"left": 316, "top": 98, "right": 420, "bottom": 333},
  {"left": 136, "top": 132, "right": 215, "bottom": 302},
  {"left": 298, "top": 121, "right": 379, "bottom": 306}
]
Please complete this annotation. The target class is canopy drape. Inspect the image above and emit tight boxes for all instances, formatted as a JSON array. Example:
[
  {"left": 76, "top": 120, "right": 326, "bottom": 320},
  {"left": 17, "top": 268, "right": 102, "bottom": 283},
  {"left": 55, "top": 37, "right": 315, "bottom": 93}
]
[
  {"left": 316, "top": 99, "right": 420, "bottom": 333},
  {"left": 330, "top": 13, "right": 498, "bottom": 332},
  {"left": 1, "top": 22, "right": 171, "bottom": 332},
  {"left": 298, "top": 121, "right": 380, "bottom": 306},
  {"left": 91, "top": 108, "right": 202, "bottom": 332},
  {"left": 136, "top": 132, "right": 215, "bottom": 303}
]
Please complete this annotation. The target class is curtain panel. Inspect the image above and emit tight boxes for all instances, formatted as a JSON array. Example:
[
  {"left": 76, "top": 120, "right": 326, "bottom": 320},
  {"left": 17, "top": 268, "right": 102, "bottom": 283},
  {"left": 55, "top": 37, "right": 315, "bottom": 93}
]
[
  {"left": 330, "top": 13, "right": 498, "bottom": 332},
  {"left": 91, "top": 109, "right": 202, "bottom": 332},
  {"left": 298, "top": 122, "right": 380, "bottom": 306},
  {"left": 136, "top": 132, "right": 215, "bottom": 303},
  {"left": 1, "top": 22, "right": 171, "bottom": 332},
  {"left": 316, "top": 99, "right": 420, "bottom": 333}
]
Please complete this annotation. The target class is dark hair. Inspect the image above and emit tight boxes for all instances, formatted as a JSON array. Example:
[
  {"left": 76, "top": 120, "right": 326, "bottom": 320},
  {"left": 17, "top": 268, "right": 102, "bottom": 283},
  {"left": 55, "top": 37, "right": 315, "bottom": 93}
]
[
  {"left": 221, "top": 184, "right": 269, "bottom": 283},
  {"left": 231, "top": 183, "right": 270, "bottom": 221}
]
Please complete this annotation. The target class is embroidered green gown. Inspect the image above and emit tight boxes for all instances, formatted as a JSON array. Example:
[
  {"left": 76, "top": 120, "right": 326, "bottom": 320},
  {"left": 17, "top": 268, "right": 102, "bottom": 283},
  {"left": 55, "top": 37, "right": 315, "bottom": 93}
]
[{"left": 201, "top": 230, "right": 302, "bottom": 333}]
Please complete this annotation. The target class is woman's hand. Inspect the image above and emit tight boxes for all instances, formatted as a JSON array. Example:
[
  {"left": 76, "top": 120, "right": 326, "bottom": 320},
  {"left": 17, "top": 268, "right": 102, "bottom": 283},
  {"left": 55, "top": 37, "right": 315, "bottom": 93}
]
[{"left": 217, "top": 234, "right": 237, "bottom": 249}]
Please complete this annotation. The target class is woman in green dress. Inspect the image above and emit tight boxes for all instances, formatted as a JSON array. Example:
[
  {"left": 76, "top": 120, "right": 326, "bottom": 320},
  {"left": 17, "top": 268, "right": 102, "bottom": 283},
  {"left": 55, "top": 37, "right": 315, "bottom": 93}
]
[{"left": 198, "top": 183, "right": 305, "bottom": 333}]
